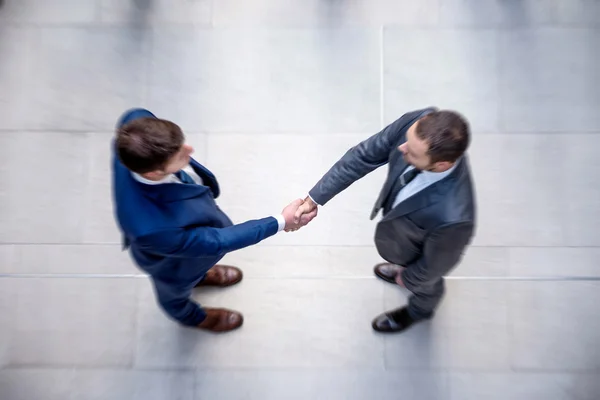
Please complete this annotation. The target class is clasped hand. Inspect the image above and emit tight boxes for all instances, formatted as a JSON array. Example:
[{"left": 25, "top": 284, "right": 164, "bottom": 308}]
[{"left": 281, "top": 196, "right": 318, "bottom": 232}]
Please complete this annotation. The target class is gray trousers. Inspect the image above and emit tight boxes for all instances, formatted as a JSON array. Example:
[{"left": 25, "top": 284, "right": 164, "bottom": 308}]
[{"left": 407, "top": 278, "right": 445, "bottom": 320}]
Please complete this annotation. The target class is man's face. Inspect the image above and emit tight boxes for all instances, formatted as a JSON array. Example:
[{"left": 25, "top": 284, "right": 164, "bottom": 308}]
[
  {"left": 162, "top": 143, "right": 194, "bottom": 174},
  {"left": 398, "top": 122, "right": 433, "bottom": 171}
]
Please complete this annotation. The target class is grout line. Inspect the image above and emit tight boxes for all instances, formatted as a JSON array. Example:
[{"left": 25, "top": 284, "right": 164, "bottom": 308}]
[
  {"left": 379, "top": 24, "right": 385, "bottom": 129},
  {"left": 3, "top": 364, "right": 596, "bottom": 375},
  {"left": 1, "top": 274, "right": 599, "bottom": 281},
  {"left": 0, "top": 22, "right": 597, "bottom": 29},
  {"left": 2, "top": 243, "right": 600, "bottom": 248},
  {"left": 2, "top": 129, "right": 600, "bottom": 135},
  {"left": 1, "top": 365, "right": 197, "bottom": 372},
  {"left": 495, "top": 27, "right": 503, "bottom": 133}
]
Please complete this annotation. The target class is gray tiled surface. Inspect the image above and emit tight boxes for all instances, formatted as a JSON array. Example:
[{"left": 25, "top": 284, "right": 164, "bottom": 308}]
[
  {"left": 211, "top": 0, "right": 441, "bottom": 27},
  {"left": 29, "top": 28, "right": 149, "bottom": 131},
  {"left": 135, "top": 278, "right": 385, "bottom": 368},
  {"left": 499, "top": 28, "right": 600, "bottom": 133},
  {"left": 147, "top": 28, "right": 381, "bottom": 133},
  {"left": 1, "top": 0, "right": 600, "bottom": 399},
  {"left": 383, "top": 28, "right": 500, "bottom": 133},
  {"left": 0, "top": 132, "right": 89, "bottom": 243}
]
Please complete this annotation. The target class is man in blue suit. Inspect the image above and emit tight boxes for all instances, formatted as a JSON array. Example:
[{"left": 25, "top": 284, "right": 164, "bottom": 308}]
[{"left": 112, "top": 108, "right": 315, "bottom": 332}]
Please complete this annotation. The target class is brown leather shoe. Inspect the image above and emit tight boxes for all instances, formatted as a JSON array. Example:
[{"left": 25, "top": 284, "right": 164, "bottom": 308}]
[
  {"left": 197, "top": 308, "right": 243, "bottom": 332},
  {"left": 373, "top": 262, "right": 404, "bottom": 284},
  {"left": 195, "top": 265, "right": 243, "bottom": 287}
]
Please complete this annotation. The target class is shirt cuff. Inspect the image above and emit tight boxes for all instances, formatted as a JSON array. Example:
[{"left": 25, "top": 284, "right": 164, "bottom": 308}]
[
  {"left": 307, "top": 193, "right": 320, "bottom": 206},
  {"left": 273, "top": 214, "right": 286, "bottom": 232}
]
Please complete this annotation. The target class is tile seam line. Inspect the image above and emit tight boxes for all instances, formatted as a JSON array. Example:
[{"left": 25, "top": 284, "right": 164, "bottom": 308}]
[
  {"left": 2, "top": 130, "right": 600, "bottom": 134},
  {"left": 2, "top": 243, "right": 600, "bottom": 248},
  {"left": 0, "top": 22, "right": 596, "bottom": 29},
  {"left": 1, "top": 274, "right": 600, "bottom": 281}
]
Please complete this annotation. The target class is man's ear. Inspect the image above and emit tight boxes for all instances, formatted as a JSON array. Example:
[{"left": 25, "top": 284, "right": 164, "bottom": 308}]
[{"left": 433, "top": 161, "right": 453, "bottom": 172}]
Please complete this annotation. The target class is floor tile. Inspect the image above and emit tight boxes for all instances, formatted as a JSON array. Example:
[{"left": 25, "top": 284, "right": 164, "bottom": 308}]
[
  {"left": 556, "top": 0, "right": 600, "bottom": 26},
  {"left": 469, "top": 133, "right": 600, "bottom": 247},
  {"left": 0, "top": 279, "right": 16, "bottom": 367},
  {"left": 69, "top": 369, "right": 195, "bottom": 400},
  {"left": 147, "top": 28, "right": 380, "bottom": 133},
  {"left": 206, "top": 133, "right": 387, "bottom": 246},
  {"left": 220, "top": 245, "right": 383, "bottom": 278},
  {"left": 448, "top": 246, "right": 509, "bottom": 277},
  {"left": 439, "top": 0, "right": 557, "bottom": 28},
  {"left": 468, "top": 134, "right": 568, "bottom": 246},
  {"left": 0, "top": 244, "right": 16, "bottom": 274},
  {"left": 509, "top": 281, "right": 600, "bottom": 371},
  {"left": 0, "top": 132, "right": 88, "bottom": 243},
  {"left": 100, "top": 0, "right": 212, "bottom": 25},
  {"left": 383, "top": 28, "right": 500, "bottom": 133},
  {"left": 0, "top": 369, "right": 76, "bottom": 400},
  {"left": 0, "top": 0, "right": 97, "bottom": 24},
  {"left": 449, "top": 372, "right": 600, "bottom": 400},
  {"left": 560, "top": 134, "right": 600, "bottom": 246},
  {"left": 7, "top": 278, "right": 137, "bottom": 366},
  {"left": 26, "top": 27, "right": 149, "bottom": 131},
  {"left": 384, "top": 280, "right": 510, "bottom": 370},
  {"left": 0, "top": 369, "right": 195, "bottom": 400},
  {"left": 212, "top": 0, "right": 440, "bottom": 27},
  {"left": 0, "top": 28, "right": 37, "bottom": 130},
  {"left": 135, "top": 277, "right": 385, "bottom": 368},
  {"left": 221, "top": 245, "right": 509, "bottom": 279},
  {"left": 195, "top": 370, "right": 449, "bottom": 400},
  {"left": 509, "top": 247, "right": 600, "bottom": 277},
  {"left": 499, "top": 28, "right": 600, "bottom": 132},
  {"left": 8, "top": 244, "right": 138, "bottom": 275}
]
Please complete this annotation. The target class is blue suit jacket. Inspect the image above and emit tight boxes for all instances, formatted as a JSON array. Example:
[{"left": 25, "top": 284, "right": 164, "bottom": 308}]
[{"left": 112, "top": 109, "right": 279, "bottom": 283}]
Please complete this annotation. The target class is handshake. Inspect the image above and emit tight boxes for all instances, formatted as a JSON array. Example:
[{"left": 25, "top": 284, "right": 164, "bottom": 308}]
[{"left": 280, "top": 196, "right": 319, "bottom": 232}]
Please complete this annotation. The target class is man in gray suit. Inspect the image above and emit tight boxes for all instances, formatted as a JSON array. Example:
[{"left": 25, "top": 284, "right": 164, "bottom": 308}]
[{"left": 293, "top": 107, "right": 476, "bottom": 333}]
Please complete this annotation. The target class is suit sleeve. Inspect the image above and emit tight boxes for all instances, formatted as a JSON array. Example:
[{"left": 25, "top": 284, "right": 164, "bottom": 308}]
[
  {"left": 401, "top": 222, "right": 474, "bottom": 290},
  {"left": 308, "top": 110, "right": 426, "bottom": 206},
  {"left": 135, "top": 216, "right": 279, "bottom": 258}
]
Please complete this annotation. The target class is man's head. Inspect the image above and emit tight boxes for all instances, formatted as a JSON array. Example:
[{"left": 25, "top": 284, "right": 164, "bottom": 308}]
[
  {"left": 398, "top": 110, "right": 470, "bottom": 172},
  {"left": 116, "top": 117, "right": 194, "bottom": 180}
]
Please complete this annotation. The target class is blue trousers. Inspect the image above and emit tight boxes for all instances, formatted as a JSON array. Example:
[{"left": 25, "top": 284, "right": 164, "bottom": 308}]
[{"left": 149, "top": 269, "right": 214, "bottom": 326}]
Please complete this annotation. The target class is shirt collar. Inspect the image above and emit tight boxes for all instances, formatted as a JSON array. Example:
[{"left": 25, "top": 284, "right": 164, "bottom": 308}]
[
  {"left": 420, "top": 157, "right": 461, "bottom": 181},
  {"left": 131, "top": 171, "right": 178, "bottom": 185}
]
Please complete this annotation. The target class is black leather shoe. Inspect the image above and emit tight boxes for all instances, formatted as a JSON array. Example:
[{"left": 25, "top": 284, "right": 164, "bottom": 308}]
[
  {"left": 373, "top": 262, "right": 403, "bottom": 284},
  {"left": 372, "top": 306, "right": 416, "bottom": 333}
]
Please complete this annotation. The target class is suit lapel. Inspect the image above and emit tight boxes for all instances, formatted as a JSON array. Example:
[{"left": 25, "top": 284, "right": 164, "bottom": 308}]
[
  {"left": 381, "top": 157, "right": 465, "bottom": 221},
  {"left": 189, "top": 158, "right": 220, "bottom": 198},
  {"left": 375, "top": 150, "right": 408, "bottom": 208}
]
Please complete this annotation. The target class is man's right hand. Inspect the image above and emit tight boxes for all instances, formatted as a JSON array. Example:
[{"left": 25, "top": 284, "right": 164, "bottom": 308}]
[{"left": 282, "top": 198, "right": 317, "bottom": 231}]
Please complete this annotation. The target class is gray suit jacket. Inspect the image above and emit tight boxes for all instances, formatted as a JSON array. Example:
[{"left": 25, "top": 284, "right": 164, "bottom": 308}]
[{"left": 308, "top": 107, "right": 476, "bottom": 292}]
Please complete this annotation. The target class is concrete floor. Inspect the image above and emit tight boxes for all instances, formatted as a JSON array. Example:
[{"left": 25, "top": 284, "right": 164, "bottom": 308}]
[{"left": 1, "top": 0, "right": 600, "bottom": 399}]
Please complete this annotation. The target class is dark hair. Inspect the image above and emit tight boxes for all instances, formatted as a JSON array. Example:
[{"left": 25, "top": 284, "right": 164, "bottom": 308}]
[
  {"left": 415, "top": 110, "right": 470, "bottom": 163},
  {"left": 116, "top": 118, "right": 184, "bottom": 173}
]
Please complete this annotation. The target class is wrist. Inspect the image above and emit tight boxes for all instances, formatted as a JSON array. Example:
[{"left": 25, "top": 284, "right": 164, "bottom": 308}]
[
  {"left": 273, "top": 214, "right": 286, "bottom": 232},
  {"left": 305, "top": 194, "right": 318, "bottom": 209}
]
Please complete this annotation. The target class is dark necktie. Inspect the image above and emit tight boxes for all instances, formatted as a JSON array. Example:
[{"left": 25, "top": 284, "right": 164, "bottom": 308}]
[
  {"left": 175, "top": 170, "right": 196, "bottom": 184},
  {"left": 382, "top": 167, "right": 422, "bottom": 214}
]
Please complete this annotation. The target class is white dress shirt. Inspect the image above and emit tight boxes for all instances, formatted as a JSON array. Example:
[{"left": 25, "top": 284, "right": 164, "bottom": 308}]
[
  {"left": 391, "top": 161, "right": 458, "bottom": 208},
  {"left": 132, "top": 166, "right": 286, "bottom": 232}
]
